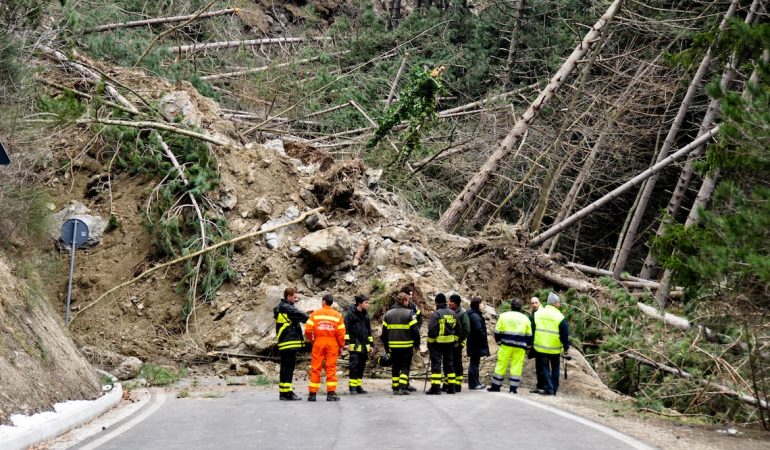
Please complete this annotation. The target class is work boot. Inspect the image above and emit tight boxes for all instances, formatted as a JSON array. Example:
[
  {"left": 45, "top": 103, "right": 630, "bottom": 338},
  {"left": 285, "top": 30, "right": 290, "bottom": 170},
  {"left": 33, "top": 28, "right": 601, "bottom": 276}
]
[
  {"left": 530, "top": 388, "right": 544, "bottom": 394},
  {"left": 280, "top": 392, "right": 302, "bottom": 401},
  {"left": 486, "top": 385, "right": 501, "bottom": 392},
  {"left": 447, "top": 384, "right": 456, "bottom": 394},
  {"left": 426, "top": 385, "right": 441, "bottom": 395},
  {"left": 509, "top": 386, "right": 518, "bottom": 394},
  {"left": 404, "top": 384, "right": 417, "bottom": 392},
  {"left": 307, "top": 393, "right": 317, "bottom": 402},
  {"left": 393, "top": 388, "right": 410, "bottom": 395},
  {"left": 455, "top": 385, "right": 462, "bottom": 393},
  {"left": 356, "top": 386, "right": 368, "bottom": 394},
  {"left": 327, "top": 392, "right": 340, "bottom": 402},
  {"left": 441, "top": 384, "right": 449, "bottom": 392},
  {"left": 349, "top": 388, "right": 358, "bottom": 395}
]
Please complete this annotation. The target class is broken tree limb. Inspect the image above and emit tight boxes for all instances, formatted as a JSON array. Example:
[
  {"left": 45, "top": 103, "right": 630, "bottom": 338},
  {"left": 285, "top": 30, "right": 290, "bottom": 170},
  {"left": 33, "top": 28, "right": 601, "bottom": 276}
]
[
  {"left": 37, "top": 45, "right": 140, "bottom": 114},
  {"left": 71, "top": 207, "right": 325, "bottom": 324},
  {"left": 83, "top": 8, "right": 238, "bottom": 33},
  {"left": 622, "top": 351, "right": 769, "bottom": 411},
  {"left": 167, "top": 36, "right": 330, "bottom": 54},
  {"left": 437, "top": 82, "right": 539, "bottom": 116},
  {"left": 528, "top": 126, "right": 720, "bottom": 248},
  {"left": 437, "top": 0, "right": 623, "bottom": 232},
  {"left": 201, "top": 52, "right": 348, "bottom": 80},
  {"left": 77, "top": 118, "right": 238, "bottom": 149},
  {"left": 33, "top": 77, "right": 144, "bottom": 116},
  {"left": 386, "top": 52, "right": 409, "bottom": 109}
]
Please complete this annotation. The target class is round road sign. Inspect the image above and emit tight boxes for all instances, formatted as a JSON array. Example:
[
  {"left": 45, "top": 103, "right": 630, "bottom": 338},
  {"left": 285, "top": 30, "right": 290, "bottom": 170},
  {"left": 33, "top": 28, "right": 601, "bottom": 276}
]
[{"left": 60, "top": 218, "right": 90, "bottom": 248}]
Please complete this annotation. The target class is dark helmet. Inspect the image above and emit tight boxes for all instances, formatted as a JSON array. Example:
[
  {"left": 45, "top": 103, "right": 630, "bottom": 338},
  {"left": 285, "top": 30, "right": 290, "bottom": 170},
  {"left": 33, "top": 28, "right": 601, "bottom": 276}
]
[{"left": 377, "top": 352, "right": 393, "bottom": 367}]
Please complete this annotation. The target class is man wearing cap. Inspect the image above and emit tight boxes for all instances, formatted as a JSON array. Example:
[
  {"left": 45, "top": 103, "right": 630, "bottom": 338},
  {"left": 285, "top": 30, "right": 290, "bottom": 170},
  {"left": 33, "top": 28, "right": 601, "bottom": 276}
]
[
  {"left": 426, "top": 293, "right": 456, "bottom": 395},
  {"left": 382, "top": 292, "right": 420, "bottom": 395},
  {"left": 344, "top": 294, "right": 373, "bottom": 395},
  {"left": 448, "top": 294, "right": 470, "bottom": 392},
  {"left": 532, "top": 292, "right": 570, "bottom": 396},
  {"left": 487, "top": 297, "right": 532, "bottom": 393},
  {"left": 305, "top": 294, "right": 346, "bottom": 402}
]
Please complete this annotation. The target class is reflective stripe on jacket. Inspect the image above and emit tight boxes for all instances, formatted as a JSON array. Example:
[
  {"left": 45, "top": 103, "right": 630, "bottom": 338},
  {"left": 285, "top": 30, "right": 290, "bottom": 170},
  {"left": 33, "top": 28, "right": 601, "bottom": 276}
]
[
  {"left": 427, "top": 304, "right": 457, "bottom": 344},
  {"left": 274, "top": 299, "right": 309, "bottom": 351},
  {"left": 494, "top": 310, "right": 532, "bottom": 349},
  {"left": 305, "top": 305, "right": 346, "bottom": 348},
  {"left": 382, "top": 304, "right": 420, "bottom": 349},
  {"left": 344, "top": 305, "right": 373, "bottom": 352},
  {"left": 533, "top": 305, "right": 565, "bottom": 354}
]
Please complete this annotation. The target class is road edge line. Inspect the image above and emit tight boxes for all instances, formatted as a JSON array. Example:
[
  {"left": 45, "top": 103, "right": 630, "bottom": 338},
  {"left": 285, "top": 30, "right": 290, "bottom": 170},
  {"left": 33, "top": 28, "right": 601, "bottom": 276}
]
[{"left": 77, "top": 390, "right": 167, "bottom": 450}]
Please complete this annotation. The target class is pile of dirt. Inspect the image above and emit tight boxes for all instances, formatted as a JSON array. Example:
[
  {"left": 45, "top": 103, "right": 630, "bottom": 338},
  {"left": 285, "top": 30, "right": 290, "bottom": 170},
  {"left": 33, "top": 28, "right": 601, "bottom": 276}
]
[
  {"left": 0, "top": 256, "right": 100, "bottom": 424},
  {"left": 33, "top": 54, "right": 619, "bottom": 404}
]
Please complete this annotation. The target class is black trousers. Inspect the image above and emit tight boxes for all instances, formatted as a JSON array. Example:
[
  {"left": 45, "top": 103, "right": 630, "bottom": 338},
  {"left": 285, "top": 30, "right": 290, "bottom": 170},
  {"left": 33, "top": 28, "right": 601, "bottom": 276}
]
[
  {"left": 467, "top": 355, "right": 482, "bottom": 388},
  {"left": 452, "top": 345, "right": 464, "bottom": 385},
  {"left": 536, "top": 353, "right": 561, "bottom": 394},
  {"left": 428, "top": 343, "right": 454, "bottom": 385},
  {"left": 349, "top": 351, "right": 367, "bottom": 384},
  {"left": 390, "top": 348, "right": 413, "bottom": 389},
  {"left": 279, "top": 349, "right": 298, "bottom": 392}
]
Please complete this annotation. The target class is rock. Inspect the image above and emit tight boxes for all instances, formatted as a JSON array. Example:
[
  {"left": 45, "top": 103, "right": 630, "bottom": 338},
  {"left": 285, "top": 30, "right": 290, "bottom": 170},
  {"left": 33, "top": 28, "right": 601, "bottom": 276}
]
[
  {"left": 365, "top": 168, "right": 383, "bottom": 188},
  {"left": 362, "top": 197, "right": 385, "bottom": 218},
  {"left": 304, "top": 213, "right": 328, "bottom": 231},
  {"left": 51, "top": 201, "right": 108, "bottom": 248},
  {"left": 342, "top": 272, "right": 357, "bottom": 284},
  {"left": 262, "top": 205, "right": 300, "bottom": 249},
  {"left": 298, "top": 226, "right": 351, "bottom": 265},
  {"left": 263, "top": 139, "right": 286, "bottom": 156},
  {"left": 381, "top": 226, "right": 411, "bottom": 242},
  {"left": 399, "top": 245, "right": 426, "bottom": 266},
  {"left": 159, "top": 91, "right": 203, "bottom": 127},
  {"left": 114, "top": 356, "right": 143, "bottom": 381},
  {"left": 373, "top": 247, "right": 391, "bottom": 266},
  {"left": 243, "top": 360, "right": 268, "bottom": 375},
  {"left": 303, "top": 274, "right": 315, "bottom": 289},
  {"left": 219, "top": 191, "right": 238, "bottom": 210}
]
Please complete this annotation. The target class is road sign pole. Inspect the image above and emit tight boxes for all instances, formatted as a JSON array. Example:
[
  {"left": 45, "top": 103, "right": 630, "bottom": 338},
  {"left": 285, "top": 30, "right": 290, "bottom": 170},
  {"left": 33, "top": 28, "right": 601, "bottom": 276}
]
[{"left": 65, "top": 220, "right": 78, "bottom": 326}]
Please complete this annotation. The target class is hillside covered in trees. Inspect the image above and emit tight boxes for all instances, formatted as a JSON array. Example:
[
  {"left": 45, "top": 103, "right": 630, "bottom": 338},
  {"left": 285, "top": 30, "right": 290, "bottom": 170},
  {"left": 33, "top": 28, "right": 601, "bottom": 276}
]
[{"left": 1, "top": 0, "right": 769, "bottom": 435}]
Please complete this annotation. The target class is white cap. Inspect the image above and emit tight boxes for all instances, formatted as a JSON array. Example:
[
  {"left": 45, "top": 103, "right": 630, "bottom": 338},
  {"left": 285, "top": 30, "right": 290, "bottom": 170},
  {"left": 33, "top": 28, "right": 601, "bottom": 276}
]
[{"left": 547, "top": 292, "right": 560, "bottom": 305}]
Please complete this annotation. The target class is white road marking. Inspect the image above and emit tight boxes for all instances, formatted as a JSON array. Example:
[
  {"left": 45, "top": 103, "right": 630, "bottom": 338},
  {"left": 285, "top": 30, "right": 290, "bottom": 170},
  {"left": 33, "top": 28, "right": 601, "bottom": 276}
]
[
  {"left": 77, "top": 391, "right": 166, "bottom": 450},
  {"left": 504, "top": 394, "right": 656, "bottom": 450}
]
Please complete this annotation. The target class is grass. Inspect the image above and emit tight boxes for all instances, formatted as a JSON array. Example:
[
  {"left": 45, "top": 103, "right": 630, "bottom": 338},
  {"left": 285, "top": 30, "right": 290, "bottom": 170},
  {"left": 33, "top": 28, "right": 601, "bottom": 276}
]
[
  {"left": 139, "top": 364, "right": 187, "bottom": 386},
  {"left": 249, "top": 375, "right": 275, "bottom": 386}
]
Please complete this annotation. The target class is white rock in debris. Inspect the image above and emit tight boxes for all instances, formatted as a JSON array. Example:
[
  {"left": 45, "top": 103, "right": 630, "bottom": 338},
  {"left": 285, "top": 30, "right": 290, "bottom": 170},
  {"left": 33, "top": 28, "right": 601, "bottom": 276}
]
[
  {"left": 113, "top": 357, "right": 143, "bottom": 381},
  {"left": 159, "top": 91, "right": 203, "bottom": 127},
  {"left": 365, "top": 168, "right": 383, "bottom": 188},
  {"left": 51, "top": 201, "right": 107, "bottom": 248},
  {"left": 399, "top": 245, "right": 426, "bottom": 266},
  {"left": 381, "top": 238, "right": 395, "bottom": 248},
  {"left": 380, "top": 226, "right": 411, "bottom": 242},
  {"left": 373, "top": 247, "right": 391, "bottom": 267},
  {"left": 261, "top": 205, "right": 300, "bottom": 249},
  {"left": 263, "top": 139, "right": 286, "bottom": 156},
  {"left": 342, "top": 272, "right": 357, "bottom": 284},
  {"left": 219, "top": 192, "right": 238, "bottom": 210},
  {"left": 303, "top": 274, "right": 315, "bottom": 289},
  {"left": 299, "top": 226, "right": 351, "bottom": 266},
  {"left": 362, "top": 197, "right": 385, "bottom": 218}
]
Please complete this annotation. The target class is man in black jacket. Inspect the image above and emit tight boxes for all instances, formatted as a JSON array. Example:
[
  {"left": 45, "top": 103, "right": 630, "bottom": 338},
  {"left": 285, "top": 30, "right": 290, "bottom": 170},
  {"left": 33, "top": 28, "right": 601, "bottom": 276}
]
[
  {"left": 466, "top": 297, "right": 490, "bottom": 390},
  {"left": 274, "top": 287, "right": 310, "bottom": 401},
  {"left": 397, "top": 284, "right": 422, "bottom": 392},
  {"left": 345, "top": 294, "right": 373, "bottom": 395},
  {"left": 448, "top": 294, "right": 470, "bottom": 392},
  {"left": 426, "top": 294, "right": 456, "bottom": 395},
  {"left": 382, "top": 292, "right": 420, "bottom": 395}
]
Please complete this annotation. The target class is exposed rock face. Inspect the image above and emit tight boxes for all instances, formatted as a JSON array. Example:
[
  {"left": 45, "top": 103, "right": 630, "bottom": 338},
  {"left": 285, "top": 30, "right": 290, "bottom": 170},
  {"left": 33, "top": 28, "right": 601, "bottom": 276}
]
[
  {"left": 159, "top": 91, "right": 203, "bottom": 127},
  {"left": 51, "top": 201, "right": 107, "bottom": 248},
  {"left": 298, "top": 226, "right": 351, "bottom": 265}
]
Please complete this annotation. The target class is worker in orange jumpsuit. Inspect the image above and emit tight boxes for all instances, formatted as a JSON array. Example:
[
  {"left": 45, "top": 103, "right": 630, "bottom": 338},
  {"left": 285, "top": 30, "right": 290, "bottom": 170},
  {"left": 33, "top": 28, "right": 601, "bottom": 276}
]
[{"left": 305, "top": 293, "right": 346, "bottom": 402}]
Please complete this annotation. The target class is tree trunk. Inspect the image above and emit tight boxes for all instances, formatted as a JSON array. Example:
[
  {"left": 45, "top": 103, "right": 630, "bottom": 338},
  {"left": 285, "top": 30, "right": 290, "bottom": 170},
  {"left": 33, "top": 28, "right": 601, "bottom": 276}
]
[
  {"left": 611, "top": 29, "right": 721, "bottom": 279},
  {"left": 437, "top": 0, "right": 623, "bottom": 232},
  {"left": 639, "top": 0, "right": 751, "bottom": 279},
  {"left": 529, "top": 127, "right": 720, "bottom": 248},
  {"left": 386, "top": 53, "right": 409, "bottom": 109},
  {"left": 622, "top": 352, "right": 768, "bottom": 411},
  {"left": 502, "top": 0, "right": 525, "bottom": 86},
  {"left": 83, "top": 8, "right": 237, "bottom": 33}
]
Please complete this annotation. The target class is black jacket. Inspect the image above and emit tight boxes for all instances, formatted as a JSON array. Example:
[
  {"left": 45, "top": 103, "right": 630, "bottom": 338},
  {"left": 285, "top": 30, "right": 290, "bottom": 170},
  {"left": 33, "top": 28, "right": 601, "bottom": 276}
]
[
  {"left": 382, "top": 304, "right": 420, "bottom": 350},
  {"left": 454, "top": 307, "right": 470, "bottom": 344},
  {"left": 344, "top": 305, "right": 373, "bottom": 352},
  {"left": 427, "top": 303, "right": 457, "bottom": 344},
  {"left": 466, "top": 308, "right": 490, "bottom": 358},
  {"left": 273, "top": 298, "right": 309, "bottom": 351}
]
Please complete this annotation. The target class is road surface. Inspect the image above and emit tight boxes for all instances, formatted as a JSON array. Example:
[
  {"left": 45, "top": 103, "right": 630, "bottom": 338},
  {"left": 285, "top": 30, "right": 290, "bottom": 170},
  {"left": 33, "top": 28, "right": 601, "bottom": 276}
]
[{"left": 70, "top": 387, "right": 653, "bottom": 450}]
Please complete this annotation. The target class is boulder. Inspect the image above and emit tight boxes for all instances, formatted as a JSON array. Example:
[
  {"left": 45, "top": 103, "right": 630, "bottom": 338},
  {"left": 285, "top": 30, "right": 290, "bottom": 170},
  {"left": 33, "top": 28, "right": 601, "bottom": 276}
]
[
  {"left": 261, "top": 205, "right": 300, "bottom": 249},
  {"left": 380, "top": 226, "right": 411, "bottom": 242},
  {"left": 159, "top": 91, "right": 203, "bottom": 127},
  {"left": 51, "top": 201, "right": 107, "bottom": 248},
  {"left": 298, "top": 226, "right": 351, "bottom": 265},
  {"left": 113, "top": 356, "right": 143, "bottom": 381},
  {"left": 399, "top": 245, "right": 426, "bottom": 266}
]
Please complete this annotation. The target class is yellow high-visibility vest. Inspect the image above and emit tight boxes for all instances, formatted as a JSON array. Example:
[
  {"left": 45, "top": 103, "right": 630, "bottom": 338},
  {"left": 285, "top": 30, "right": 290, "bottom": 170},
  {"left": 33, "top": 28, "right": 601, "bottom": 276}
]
[{"left": 533, "top": 305, "right": 564, "bottom": 354}]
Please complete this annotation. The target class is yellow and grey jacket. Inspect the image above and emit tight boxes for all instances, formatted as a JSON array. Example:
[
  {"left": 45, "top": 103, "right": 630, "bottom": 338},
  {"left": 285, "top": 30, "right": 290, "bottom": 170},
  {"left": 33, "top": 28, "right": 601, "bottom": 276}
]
[
  {"left": 381, "top": 304, "right": 420, "bottom": 350},
  {"left": 494, "top": 310, "right": 532, "bottom": 349},
  {"left": 274, "top": 299, "right": 309, "bottom": 351},
  {"left": 533, "top": 305, "right": 569, "bottom": 355}
]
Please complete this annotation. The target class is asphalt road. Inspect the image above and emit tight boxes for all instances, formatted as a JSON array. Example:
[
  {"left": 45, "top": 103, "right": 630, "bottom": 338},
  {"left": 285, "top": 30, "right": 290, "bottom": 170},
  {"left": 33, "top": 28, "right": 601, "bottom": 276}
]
[{"left": 72, "top": 389, "right": 653, "bottom": 450}]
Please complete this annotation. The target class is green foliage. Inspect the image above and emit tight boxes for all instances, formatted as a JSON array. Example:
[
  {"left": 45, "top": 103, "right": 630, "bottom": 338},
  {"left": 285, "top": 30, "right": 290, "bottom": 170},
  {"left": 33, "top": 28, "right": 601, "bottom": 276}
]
[
  {"left": 369, "top": 66, "right": 447, "bottom": 166},
  {"left": 106, "top": 124, "right": 235, "bottom": 319},
  {"left": 370, "top": 278, "right": 386, "bottom": 294},
  {"left": 36, "top": 92, "right": 86, "bottom": 123},
  {"left": 249, "top": 375, "right": 275, "bottom": 386},
  {"left": 140, "top": 364, "right": 187, "bottom": 386}
]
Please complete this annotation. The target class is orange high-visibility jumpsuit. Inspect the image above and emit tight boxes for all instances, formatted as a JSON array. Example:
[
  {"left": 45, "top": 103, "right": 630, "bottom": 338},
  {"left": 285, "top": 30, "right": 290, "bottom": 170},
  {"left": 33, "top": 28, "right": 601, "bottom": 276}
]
[{"left": 305, "top": 305, "right": 346, "bottom": 394}]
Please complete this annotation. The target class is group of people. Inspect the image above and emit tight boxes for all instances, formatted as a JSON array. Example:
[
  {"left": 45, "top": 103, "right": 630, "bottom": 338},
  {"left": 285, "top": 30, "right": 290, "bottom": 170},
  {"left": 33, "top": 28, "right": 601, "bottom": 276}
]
[{"left": 272, "top": 285, "right": 570, "bottom": 402}]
